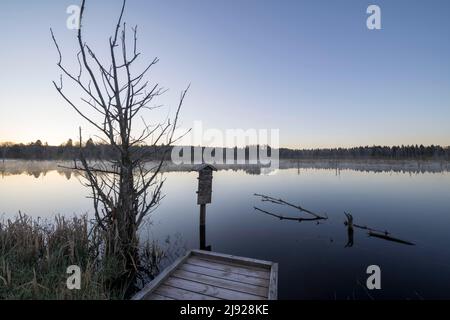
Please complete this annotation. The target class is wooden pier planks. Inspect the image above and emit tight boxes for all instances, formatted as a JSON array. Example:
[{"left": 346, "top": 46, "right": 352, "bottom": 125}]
[{"left": 132, "top": 250, "right": 278, "bottom": 300}]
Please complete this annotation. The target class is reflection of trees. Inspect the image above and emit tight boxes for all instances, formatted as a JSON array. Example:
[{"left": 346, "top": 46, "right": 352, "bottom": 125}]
[
  {"left": 243, "top": 166, "right": 261, "bottom": 175},
  {"left": 57, "top": 169, "right": 73, "bottom": 180},
  {"left": 2, "top": 159, "right": 449, "bottom": 179},
  {"left": 64, "top": 171, "right": 72, "bottom": 180},
  {"left": 0, "top": 161, "right": 85, "bottom": 179},
  {"left": 282, "top": 159, "right": 450, "bottom": 175},
  {"left": 31, "top": 171, "right": 41, "bottom": 179}
]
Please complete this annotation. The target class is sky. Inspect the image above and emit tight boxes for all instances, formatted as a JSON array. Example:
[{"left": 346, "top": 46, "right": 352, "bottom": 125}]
[{"left": 0, "top": 0, "right": 449, "bottom": 148}]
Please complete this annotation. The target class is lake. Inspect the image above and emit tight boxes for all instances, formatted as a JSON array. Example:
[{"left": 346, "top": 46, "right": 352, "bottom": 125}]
[{"left": 1, "top": 160, "right": 450, "bottom": 299}]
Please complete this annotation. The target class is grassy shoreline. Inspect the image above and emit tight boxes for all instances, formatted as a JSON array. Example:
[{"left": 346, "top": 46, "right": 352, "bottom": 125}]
[{"left": 0, "top": 214, "right": 163, "bottom": 300}]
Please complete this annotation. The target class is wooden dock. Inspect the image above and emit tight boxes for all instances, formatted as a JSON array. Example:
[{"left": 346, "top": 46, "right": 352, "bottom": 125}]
[{"left": 132, "top": 250, "right": 278, "bottom": 300}]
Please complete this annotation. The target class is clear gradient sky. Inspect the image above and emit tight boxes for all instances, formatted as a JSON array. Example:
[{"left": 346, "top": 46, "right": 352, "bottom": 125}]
[{"left": 0, "top": 0, "right": 449, "bottom": 148}]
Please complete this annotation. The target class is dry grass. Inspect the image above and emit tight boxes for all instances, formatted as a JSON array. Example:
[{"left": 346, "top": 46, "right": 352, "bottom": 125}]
[{"left": 0, "top": 213, "right": 162, "bottom": 300}]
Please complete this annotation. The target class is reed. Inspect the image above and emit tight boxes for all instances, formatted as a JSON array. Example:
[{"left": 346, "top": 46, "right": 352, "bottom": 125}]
[{"left": 0, "top": 213, "right": 162, "bottom": 300}]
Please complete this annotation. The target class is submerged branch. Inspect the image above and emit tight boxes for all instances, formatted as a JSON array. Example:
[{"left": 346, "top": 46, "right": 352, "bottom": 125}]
[
  {"left": 254, "top": 193, "right": 328, "bottom": 220},
  {"left": 344, "top": 212, "right": 389, "bottom": 235},
  {"left": 254, "top": 206, "right": 324, "bottom": 223},
  {"left": 368, "top": 231, "right": 415, "bottom": 246},
  {"left": 344, "top": 212, "right": 415, "bottom": 246}
]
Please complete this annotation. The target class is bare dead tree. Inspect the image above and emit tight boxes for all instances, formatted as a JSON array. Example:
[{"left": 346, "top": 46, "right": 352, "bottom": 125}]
[{"left": 51, "top": 0, "right": 189, "bottom": 289}]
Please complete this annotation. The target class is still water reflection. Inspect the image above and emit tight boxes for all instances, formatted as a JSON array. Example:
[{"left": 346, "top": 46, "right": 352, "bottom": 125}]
[{"left": 1, "top": 160, "right": 450, "bottom": 299}]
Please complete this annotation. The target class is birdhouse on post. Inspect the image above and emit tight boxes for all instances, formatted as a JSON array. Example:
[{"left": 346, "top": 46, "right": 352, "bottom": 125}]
[
  {"left": 196, "top": 163, "right": 217, "bottom": 251},
  {"left": 196, "top": 163, "right": 217, "bottom": 205}
]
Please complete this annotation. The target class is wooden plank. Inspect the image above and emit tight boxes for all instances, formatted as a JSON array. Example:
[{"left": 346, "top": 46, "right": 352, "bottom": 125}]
[
  {"left": 146, "top": 293, "right": 174, "bottom": 300},
  {"left": 179, "top": 264, "right": 269, "bottom": 288},
  {"left": 131, "top": 251, "right": 192, "bottom": 300},
  {"left": 165, "top": 277, "right": 265, "bottom": 300},
  {"left": 186, "top": 257, "right": 270, "bottom": 279},
  {"left": 172, "top": 269, "right": 268, "bottom": 297},
  {"left": 194, "top": 255, "right": 269, "bottom": 273},
  {"left": 268, "top": 263, "right": 278, "bottom": 300},
  {"left": 155, "top": 284, "right": 220, "bottom": 300},
  {"left": 192, "top": 249, "right": 273, "bottom": 268}
]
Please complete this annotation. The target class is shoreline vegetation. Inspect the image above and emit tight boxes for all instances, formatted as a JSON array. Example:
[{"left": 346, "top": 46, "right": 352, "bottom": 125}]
[{"left": 0, "top": 213, "right": 165, "bottom": 300}]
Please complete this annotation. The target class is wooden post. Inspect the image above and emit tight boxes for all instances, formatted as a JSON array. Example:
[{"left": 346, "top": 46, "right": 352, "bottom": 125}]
[
  {"left": 196, "top": 164, "right": 217, "bottom": 251},
  {"left": 199, "top": 204, "right": 206, "bottom": 250}
]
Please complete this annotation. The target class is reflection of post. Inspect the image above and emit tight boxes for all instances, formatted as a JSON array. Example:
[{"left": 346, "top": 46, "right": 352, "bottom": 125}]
[{"left": 196, "top": 164, "right": 217, "bottom": 251}]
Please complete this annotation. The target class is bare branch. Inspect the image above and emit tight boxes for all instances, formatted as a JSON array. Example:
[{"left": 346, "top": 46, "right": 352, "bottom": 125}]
[{"left": 254, "top": 193, "right": 328, "bottom": 220}]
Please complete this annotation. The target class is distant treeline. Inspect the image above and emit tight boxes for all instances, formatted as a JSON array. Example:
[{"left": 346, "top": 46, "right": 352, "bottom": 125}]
[
  {"left": 0, "top": 139, "right": 167, "bottom": 161},
  {"left": 1, "top": 140, "right": 450, "bottom": 161},
  {"left": 279, "top": 145, "right": 450, "bottom": 160}
]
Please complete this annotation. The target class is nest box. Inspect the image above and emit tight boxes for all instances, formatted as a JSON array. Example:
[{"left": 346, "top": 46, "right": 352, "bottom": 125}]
[{"left": 196, "top": 164, "right": 217, "bottom": 205}]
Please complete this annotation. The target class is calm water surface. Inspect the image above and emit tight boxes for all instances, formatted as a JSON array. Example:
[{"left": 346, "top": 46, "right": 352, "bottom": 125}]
[{"left": 1, "top": 161, "right": 450, "bottom": 299}]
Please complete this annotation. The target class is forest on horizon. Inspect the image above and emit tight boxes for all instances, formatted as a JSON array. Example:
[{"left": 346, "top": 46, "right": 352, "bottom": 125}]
[{"left": 1, "top": 140, "right": 449, "bottom": 161}]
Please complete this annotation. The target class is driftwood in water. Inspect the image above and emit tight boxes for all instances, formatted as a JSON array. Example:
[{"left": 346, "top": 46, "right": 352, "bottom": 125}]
[
  {"left": 254, "top": 206, "right": 324, "bottom": 223},
  {"left": 344, "top": 212, "right": 415, "bottom": 246},
  {"left": 344, "top": 212, "right": 390, "bottom": 235},
  {"left": 368, "top": 231, "right": 415, "bottom": 246},
  {"left": 254, "top": 194, "right": 328, "bottom": 220}
]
